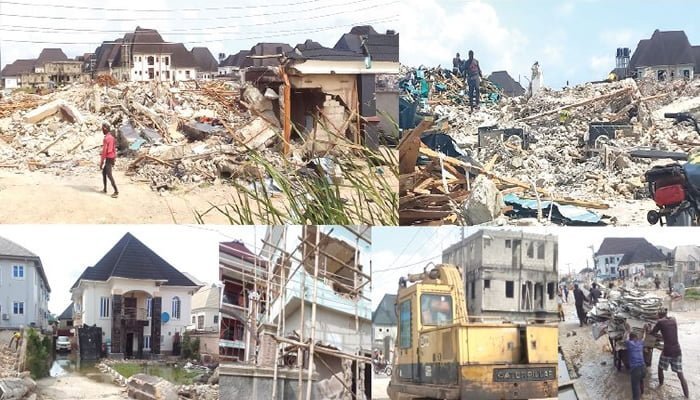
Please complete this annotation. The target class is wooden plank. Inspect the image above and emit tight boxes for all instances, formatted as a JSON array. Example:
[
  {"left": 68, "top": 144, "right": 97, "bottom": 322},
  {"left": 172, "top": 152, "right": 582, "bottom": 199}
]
[
  {"left": 398, "top": 119, "right": 433, "bottom": 174},
  {"left": 515, "top": 87, "right": 632, "bottom": 122}
]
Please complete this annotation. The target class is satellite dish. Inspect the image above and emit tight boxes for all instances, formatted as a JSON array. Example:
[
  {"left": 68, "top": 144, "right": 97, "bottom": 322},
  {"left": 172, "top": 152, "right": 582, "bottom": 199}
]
[{"left": 162, "top": 312, "right": 170, "bottom": 323}]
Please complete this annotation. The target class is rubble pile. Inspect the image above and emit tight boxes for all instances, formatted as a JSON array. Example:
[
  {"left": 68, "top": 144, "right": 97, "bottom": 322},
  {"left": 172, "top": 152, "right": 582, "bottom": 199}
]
[
  {"left": 400, "top": 66, "right": 700, "bottom": 225},
  {"left": 587, "top": 288, "right": 664, "bottom": 349},
  {"left": 0, "top": 79, "right": 299, "bottom": 191}
]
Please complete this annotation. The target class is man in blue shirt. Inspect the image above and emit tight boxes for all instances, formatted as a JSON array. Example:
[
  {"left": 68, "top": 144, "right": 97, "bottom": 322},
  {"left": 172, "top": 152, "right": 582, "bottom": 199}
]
[{"left": 625, "top": 328, "right": 646, "bottom": 400}]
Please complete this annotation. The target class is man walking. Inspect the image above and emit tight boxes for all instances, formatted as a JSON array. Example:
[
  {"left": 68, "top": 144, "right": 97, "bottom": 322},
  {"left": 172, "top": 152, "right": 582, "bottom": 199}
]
[
  {"left": 452, "top": 53, "right": 462, "bottom": 77},
  {"left": 563, "top": 284, "right": 569, "bottom": 303},
  {"left": 100, "top": 122, "right": 119, "bottom": 198},
  {"left": 649, "top": 309, "right": 689, "bottom": 398},
  {"left": 625, "top": 327, "right": 646, "bottom": 400},
  {"left": 573, "top": 284, "right": 587, "bottom": 327},
  {"left": 463, "top": 50, "right": 482, "bottom": 112}
]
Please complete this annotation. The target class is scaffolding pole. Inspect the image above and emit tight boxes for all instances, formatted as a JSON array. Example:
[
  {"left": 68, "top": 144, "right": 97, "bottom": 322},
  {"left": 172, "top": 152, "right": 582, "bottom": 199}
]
[
  {"left": 305, "top": 227, "right": 321, "bottom": 400},
  {"left": 271, "top": 226, "right": 287, "bottom": 400},
  {"left": 354, "top": 235, "right": 361, "bottom": 400}
]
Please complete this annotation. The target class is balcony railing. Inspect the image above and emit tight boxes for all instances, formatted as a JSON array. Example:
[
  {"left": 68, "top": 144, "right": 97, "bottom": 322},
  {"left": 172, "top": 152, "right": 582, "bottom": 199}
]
[{"left": 122, "top": 307, "right": 148, "bottom": 321}]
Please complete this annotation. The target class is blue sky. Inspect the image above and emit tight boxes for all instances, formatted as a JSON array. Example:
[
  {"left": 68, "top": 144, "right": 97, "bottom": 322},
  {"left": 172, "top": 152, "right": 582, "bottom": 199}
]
[
  {"left": 0, "top": 0, "right": 397, "bottom": 70},
  {"left": 399, "top": 0, "right": 700, "bottom": 88}
]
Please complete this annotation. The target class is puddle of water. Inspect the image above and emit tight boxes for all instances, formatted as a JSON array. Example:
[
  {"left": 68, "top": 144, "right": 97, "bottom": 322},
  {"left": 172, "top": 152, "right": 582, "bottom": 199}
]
[{"left": 49, "top": 354, "right": 115, "bottom": 384}]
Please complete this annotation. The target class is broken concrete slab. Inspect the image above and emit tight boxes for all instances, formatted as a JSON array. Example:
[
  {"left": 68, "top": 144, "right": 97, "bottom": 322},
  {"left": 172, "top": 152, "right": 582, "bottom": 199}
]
[
  {"left": 23, "top": 99, "right": 84, "bottom": 124},
  {"left": 127, "top": 374, "right": 178, "bottom": 400},
  {"left": 181, "top": 121, "right": 225, "bottom": 142},
  {"left": 0, "top": 377, "right": 36, "bottom": 400},
  {"left": 463, "top": 175, "right": 504, "bottom": 224},
  {"left": 238, "top": 117, "right": 280, "bottom": 150},
  {"left": 243, "top": 86, "right": 274, "bottom": 114}
]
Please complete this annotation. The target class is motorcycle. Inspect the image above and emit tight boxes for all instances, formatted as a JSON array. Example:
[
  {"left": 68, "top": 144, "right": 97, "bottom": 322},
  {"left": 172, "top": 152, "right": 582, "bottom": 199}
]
[
  {"left": 645, "top": 112, "right": 700, "bottom": 226},
  {"left": 373, "top": 359, "right": 392, "bottom": 376}
]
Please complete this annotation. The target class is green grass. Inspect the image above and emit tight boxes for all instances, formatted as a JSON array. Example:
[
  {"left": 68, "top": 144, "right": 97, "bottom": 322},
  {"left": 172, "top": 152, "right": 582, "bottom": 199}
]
[
  {"left": 112, "top": 362, "right": 200, "bottom": 385},
  {"left": 194, "top": 119, "right": 399, "bottom": 225},
  {"left": 685, "top": 288, "right": 700, "bottom": 299}
]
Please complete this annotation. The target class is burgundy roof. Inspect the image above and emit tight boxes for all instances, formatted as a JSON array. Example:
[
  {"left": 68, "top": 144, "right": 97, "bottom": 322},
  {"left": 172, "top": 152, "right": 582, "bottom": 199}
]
[
  {"left": 1, "top": 59, "right": 36, "bottom": 77},
  {"left": 220, "top": 241, "right": 266, "bottom": 267}
]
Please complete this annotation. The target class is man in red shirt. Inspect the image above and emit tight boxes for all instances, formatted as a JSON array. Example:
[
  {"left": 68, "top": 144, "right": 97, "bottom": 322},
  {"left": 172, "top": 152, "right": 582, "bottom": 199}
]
[{"left": 100, "top": 122, "right": 119, "bottom": 198}]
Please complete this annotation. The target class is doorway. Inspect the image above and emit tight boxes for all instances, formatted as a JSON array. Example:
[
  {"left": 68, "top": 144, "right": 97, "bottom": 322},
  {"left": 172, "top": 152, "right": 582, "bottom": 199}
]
[{"left": 126, "top": 333, "right": 134, "bottom": 358}]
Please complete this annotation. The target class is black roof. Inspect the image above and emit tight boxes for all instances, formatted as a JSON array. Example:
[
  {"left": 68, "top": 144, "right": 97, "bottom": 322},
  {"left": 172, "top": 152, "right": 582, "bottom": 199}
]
[
  {"left": 333, "top": 25, "right": 399, "bottom": 62},
  {"left": 191, "top": 47, "right": 218, "bottom": 72},
  {"left": 693, "top": 45, "right": 700, "bottom": 72},
  {"left": 71, "top": 232, "right": 198, "bottom": 289},
  {"left": 288, "top": 40, "right": 365, "bottom": 61},
  {"left": 372, "top": 293, "right": 397, "bottom": 326},
  {"left": 58, "top": 302, "right": 73, "bottom": 320},
  {"left": 596, "top": 237, "right": 666, "bottom": 266},
  {"left": 220, "top": 50, "right": 250, "bottom": 68},
  {"left": 630, "top": 30, "right": 696, "bottom": 69},
  {"left": 488, "top": 70, "right": 525, "bottom": 96},
  {"left": 247, "top": 42, "right": 292, "bottom": 67}
]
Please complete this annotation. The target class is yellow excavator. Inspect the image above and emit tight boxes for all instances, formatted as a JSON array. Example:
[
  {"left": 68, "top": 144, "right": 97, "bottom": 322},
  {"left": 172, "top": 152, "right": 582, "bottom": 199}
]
[{"left": 387, "top": 264, "right": 558, "bottom": 400}]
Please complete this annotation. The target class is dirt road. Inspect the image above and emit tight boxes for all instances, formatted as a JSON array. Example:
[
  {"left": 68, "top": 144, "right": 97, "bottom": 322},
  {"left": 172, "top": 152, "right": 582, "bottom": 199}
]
[
  {"left": 559, "top": 300, "right": 700, "bottom": 400},
  {"left": 0, "top": 169, "right": 238, "bottom": 224},
  {"left": 36, "top": 373, "right": 125, "bottom": 400}
]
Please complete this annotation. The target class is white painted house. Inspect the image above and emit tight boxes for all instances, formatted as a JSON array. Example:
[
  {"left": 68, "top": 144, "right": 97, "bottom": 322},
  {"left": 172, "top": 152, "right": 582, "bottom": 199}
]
[
  {"left": 190, "top": 283, "right": 221, "bottom": 332},
  {"left": 70, "top": 233, "right": 201, "bottom": 358},
  {"left": 0, "top": 237, "right": 51, "bottom": 331}
]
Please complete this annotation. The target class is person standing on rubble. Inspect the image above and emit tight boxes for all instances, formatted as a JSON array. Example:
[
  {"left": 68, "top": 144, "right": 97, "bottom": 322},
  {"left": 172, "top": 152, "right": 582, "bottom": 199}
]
[
  {"left": 624, "top": 325, "right": 646, "bottom": 400},
  {"left": 573, "top": 284, "right": 587, "bottom": 327},
  {"left": 463, "top": 50, "right": 482, "bottom": 112},
  {"left": 649, "top": 309, "right": 689, "bottom": 398},
  {"left": 453, "top": 53, "right": 462, "bottom": 77},
  {"left": 589, "top": 283, "right": 602, "bottom": 305},
  {"left": 654, "top": 275, "right": 661, "bottom": 289},
  {"left": 100, "top": 122, "right": 119, "bottom": 198}
]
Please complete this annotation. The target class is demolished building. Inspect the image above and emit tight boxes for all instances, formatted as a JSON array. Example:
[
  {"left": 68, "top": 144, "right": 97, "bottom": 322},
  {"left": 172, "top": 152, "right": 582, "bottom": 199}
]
[
  {"left": 219, "top": 226, "right": 372, "bottom": 400},
  {"left": 1, "top": 48, "right": 88, "bottom": 89}
]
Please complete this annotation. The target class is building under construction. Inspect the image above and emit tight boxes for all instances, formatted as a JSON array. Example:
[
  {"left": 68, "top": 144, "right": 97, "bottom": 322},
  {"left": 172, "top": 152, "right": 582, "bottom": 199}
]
[{"left": 219, "top": 225, "right": 372, "bottom": 400}]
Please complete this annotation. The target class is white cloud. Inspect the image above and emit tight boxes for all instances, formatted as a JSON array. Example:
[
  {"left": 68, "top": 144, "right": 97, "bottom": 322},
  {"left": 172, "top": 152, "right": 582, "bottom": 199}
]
[
  {"left": 599, "top": 28, "right": 642, "bottom": 47},
  {"left": 555, "top": 2, "right": 575, "bottom": 16},
  {"left": 399, "top": 0, "right": 529, "bottom": 77},
  {"left": 590, "top": 54, "right": 612, "bottom": 71}
]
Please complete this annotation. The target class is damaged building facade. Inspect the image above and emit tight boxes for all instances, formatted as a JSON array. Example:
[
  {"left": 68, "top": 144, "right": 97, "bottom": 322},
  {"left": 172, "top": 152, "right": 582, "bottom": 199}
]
[
  {"left": 70, "top": 233, "right": 201, "bottom": 358},
  {"left": 219, "top": 226, "right": 372, "bottom": 400},
  {"left": 241, "top": 26, "right": 399, "bottom": 153},
  {"left": 1, "top": 48, "right": 88, "bottom": 89},
  {"left": 442, "top": 229, "right": 559, "bottom": 321}
]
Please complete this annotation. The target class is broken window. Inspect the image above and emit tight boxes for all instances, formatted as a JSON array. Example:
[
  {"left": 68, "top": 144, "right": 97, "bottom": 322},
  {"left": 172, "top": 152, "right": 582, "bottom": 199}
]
[
  {"left": 147, "top": 56, "right": 154, "bottom": 66},
  {"left": 165, "top": 57, "right": 169, "bottom": 66},
  {"left": 537, "top": 242, "right": 545, "bottom": 259},
  {"left": 505, "top": 239, "right": 511, "bottom": 248},
  {"left": 527, "top": 242, "right": 534, "bottom": 258},
  {"left": 547, "top": 282, "right": 555, "bottom": 300},
  {"left": 505, "top": 281, "right": 514, "bottom": 298},
  {"left": 657, "top": 70, "right": 665, "bottom": 81},
  {"left": 484, "top": 279, "right": 490, "bottom": 289}
]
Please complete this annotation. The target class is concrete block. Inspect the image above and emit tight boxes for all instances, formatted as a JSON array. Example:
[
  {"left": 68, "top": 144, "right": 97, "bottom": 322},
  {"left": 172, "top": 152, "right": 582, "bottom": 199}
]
[
  {"left": 23, "top": 99, "right": 83, "bottom": 124},
  {"left": 127, "top": 374, "right": 178, "bottom": 400}
]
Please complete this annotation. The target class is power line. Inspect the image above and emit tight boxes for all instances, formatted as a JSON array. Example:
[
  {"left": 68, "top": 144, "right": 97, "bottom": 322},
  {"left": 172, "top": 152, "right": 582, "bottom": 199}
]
[
  {"left": 372, "top": 255, "right": 441, "bottom": 274},
  {"left": 0, "top": 0, "right": 322, "bottom": 12},
  {"left": 0, "top": 0, "right": 391, "bottom": 22},
  {"left": 0, "top": 1, "right": 398, "bottom": 35},
  {"left": 0, "top": 16, "right": 397, "bottom": 45}
]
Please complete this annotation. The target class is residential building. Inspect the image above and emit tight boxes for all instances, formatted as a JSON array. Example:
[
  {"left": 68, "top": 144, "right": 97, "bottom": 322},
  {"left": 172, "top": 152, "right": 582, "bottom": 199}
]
[
  {"left": 70, "top": 232, "right": 200, "bottom": 358},
  {"left": 57, "top": 302, "right": 74, "bottom": 330},
  {"left": 671, "top": 245, "right": 700, "bottom": 286},
  {"left": 629, "top": 30, "right": 697, "bottom": 80},
  {"left": 92, "top": 27, "right": 198, "bottom": 82},
  {"left": 442, "top": 229, "right": 559, "bottom": 321},
  {"left": 218, "top": 50, "right": 250, "bottom": 77},
  {"left": 372, "top": 293, "right": 397, "bottom": 360},
  {"left": 1, "top": 48, "right": 86, "bottom": 89},
  {"left": 191, "top": 47, "right": 219, "bottom": 80},
  {"left": 219, "top": 240, "right": 268, "bottom": 362},
  {"left": 191, "top": 283, "right": 221, "bottom": 332},
  {"left": 488, "top": 70, "right": 525, "bottom": 96},
  {"left": 0, "top": 236, "right": 51, "bottom": 330},
  {"left": 594, "top": 237, "right": 667, "bottom": 279}
]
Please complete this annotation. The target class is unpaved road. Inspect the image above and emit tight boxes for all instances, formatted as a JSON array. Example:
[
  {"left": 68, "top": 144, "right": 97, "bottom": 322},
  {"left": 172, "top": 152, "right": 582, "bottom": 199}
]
[
  {"left": 0, "top": 169, "right": 240, "bottom": 224},
  {"left": 36, "top": 373, "right": 125, "bottom": 400},
  {"left": 559, "top": 299, "right": 700, "bottom": 400}
]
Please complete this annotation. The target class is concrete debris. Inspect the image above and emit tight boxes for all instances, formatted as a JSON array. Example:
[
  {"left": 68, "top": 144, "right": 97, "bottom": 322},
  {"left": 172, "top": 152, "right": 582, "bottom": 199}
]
[
  {"left": 127, "top": 373, "right": 178, "bottom": 400},
  {"left": 0, "top": 79, "right": 369, "bottom": 193},
  {"left": 463, "top": 175, "right": 503, "bottom": 224},
  {"left": 0, "top": 377, "right": 36, "bottom": 400},
  {"left": 400, "top": 64, "right": 700, "bottom": 225}
]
